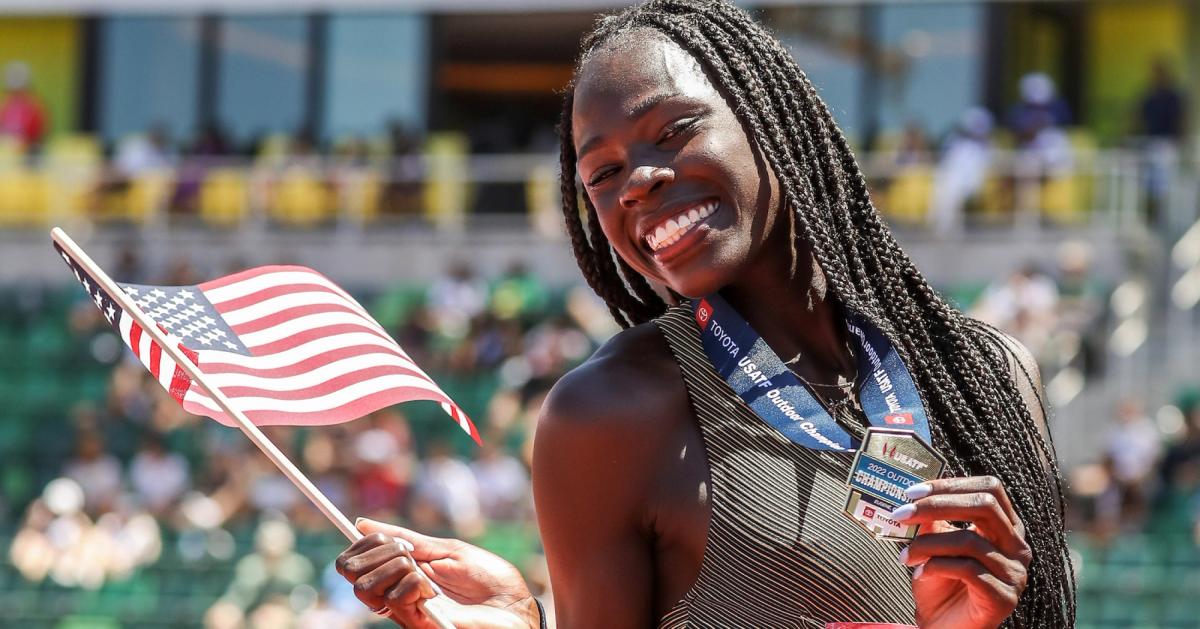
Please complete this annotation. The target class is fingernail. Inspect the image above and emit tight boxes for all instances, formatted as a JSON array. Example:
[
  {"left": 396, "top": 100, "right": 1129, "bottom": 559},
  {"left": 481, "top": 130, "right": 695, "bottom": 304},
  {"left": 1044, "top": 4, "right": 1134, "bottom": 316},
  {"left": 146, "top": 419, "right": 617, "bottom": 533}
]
[
  {"left": 355, "top": 517, "right": 365, "bottom": 526},
  {"left": 897, "top": 547, "right": 909, "bottom": 566},
  {"left": 904, "top": 483, "right": 932, "bottom": 500},
  {"left": 912, "top": 564, "right": 925, "bottom": 579},
  {"left": 892, "top": 503, "right": 916, "bottom": 521},
  {"left": 396, "top": 537, "right": 414, "bottom": 552}
]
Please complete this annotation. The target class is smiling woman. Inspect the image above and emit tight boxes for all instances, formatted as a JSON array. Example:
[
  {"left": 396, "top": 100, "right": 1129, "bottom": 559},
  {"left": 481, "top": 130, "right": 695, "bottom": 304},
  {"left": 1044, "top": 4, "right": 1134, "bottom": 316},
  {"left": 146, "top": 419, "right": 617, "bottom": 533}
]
[{"left": 335, "top": 2, "right": 1075, "bottom": 628}]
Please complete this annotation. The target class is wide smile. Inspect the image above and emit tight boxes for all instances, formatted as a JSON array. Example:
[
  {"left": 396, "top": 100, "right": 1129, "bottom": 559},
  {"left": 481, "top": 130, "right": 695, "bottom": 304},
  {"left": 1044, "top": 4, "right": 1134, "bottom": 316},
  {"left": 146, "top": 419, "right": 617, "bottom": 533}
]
[{"left": 642, "top": 198, "right": 719, "bottom": 260}]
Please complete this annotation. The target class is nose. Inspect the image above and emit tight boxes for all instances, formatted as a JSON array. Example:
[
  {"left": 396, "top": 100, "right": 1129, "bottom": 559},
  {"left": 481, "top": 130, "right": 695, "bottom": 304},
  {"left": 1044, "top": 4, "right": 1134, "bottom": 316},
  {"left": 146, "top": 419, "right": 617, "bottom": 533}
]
[{"left": 620, "top": 166, "right": 674, "bottom": 209}]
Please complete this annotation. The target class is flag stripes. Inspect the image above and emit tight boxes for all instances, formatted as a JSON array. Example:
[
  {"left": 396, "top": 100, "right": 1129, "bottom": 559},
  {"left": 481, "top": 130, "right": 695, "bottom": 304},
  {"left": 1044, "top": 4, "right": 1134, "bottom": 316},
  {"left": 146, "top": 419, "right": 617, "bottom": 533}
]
[{"left": 55, "top": 247, "right": 479, "bottom": 444}]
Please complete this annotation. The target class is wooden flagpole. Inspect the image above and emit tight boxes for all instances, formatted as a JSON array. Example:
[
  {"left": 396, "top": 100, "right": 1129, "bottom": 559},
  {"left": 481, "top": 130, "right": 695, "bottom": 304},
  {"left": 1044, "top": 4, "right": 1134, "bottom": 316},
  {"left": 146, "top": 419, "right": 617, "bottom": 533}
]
[{"left": 51, "top": 227, "right": 456, "bottom": 629}]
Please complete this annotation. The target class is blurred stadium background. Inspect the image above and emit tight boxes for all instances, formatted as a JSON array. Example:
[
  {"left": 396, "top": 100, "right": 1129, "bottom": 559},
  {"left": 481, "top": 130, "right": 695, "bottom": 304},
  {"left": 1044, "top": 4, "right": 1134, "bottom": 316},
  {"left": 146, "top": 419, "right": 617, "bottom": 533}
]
[{"left": 0, "top": 0, "right": 1197, "bottom": 627}]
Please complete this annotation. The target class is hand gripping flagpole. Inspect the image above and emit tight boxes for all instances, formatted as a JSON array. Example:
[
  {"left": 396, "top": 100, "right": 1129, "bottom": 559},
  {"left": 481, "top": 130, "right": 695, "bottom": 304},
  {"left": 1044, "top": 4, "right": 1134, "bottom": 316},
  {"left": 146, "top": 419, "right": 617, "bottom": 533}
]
[{"left": 51, "top": 228, "right": 456, "bottom": 629}]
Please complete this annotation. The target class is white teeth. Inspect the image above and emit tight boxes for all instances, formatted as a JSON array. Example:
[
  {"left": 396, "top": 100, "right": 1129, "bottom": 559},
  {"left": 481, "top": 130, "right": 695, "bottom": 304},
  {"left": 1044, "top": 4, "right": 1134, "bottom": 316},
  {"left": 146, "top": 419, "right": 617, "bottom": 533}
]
[{"left": 647, "top": 200, "right": 719, "bottom": 253}]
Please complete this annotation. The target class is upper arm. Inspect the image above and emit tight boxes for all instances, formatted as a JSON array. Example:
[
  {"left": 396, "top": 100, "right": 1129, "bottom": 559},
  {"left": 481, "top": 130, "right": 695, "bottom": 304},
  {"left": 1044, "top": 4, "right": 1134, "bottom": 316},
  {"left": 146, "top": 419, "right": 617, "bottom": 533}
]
[
  {"left": 532, "top": 359, "right": 658, "bottom": 629},
  {"left": 989, "top": 329, "right": 1052, "bottom": 450},
  {"left": 978, "top": 325, "right": 1063, "bottom": 503}
]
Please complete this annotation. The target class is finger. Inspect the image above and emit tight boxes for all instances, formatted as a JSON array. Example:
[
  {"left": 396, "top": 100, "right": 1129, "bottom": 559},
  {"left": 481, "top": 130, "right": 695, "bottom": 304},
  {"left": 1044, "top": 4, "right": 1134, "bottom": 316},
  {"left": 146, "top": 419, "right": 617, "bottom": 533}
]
[
  {"left": 355, "top": 556, "right": 414, "bottom": 599},
  {"left": 339, "top": 541, "right": 411, "bottom": 580},
  {"left": 893, "top": 493, "right": 1019, "bottom": 552},
  {"left": 913, "top": 557, "right": 1018, "bottom": 612},
  {"left": 907, "top": 476, "right": 1020, "bottom": 529},
  {"left": 356, "top": 517, "right": 459, "bottom": 562},
  {"left": 901, "top": 529, "right": 1028, "bottom": 588},
  {"left": 385, "top": 569, "right": 438, "bottom": 608},
  {"left": 336, "top": 533, "right": 403, "bottom": 577}
]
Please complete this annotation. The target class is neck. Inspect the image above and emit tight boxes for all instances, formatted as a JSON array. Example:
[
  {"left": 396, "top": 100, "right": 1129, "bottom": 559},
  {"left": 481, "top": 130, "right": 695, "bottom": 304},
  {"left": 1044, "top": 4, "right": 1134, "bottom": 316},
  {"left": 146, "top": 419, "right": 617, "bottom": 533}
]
[{"left": 718, "top": 249, "right": 854, "bottom": 380}]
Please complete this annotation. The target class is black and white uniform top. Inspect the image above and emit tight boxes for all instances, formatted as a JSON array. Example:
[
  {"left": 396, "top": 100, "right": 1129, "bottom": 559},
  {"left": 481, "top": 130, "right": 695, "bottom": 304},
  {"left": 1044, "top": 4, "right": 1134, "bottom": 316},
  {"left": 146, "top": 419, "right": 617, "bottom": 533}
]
[{"left": 654, "top": 303, "right": 917, "bottom": 628}]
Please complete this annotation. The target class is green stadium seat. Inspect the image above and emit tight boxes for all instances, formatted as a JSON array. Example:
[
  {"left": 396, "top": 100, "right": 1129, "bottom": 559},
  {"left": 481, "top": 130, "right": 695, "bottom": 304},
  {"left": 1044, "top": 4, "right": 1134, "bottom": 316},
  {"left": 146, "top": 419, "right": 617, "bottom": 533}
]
[{"left": 54, "top": 615, "right": 121, "bottom": 629}]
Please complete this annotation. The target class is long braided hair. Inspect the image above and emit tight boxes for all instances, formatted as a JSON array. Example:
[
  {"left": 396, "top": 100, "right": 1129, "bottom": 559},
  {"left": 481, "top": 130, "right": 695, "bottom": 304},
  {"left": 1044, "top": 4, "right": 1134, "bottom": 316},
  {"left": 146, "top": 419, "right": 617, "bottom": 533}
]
[{"left": 556, "top": 1, "right": 1074, "bottom": 626}]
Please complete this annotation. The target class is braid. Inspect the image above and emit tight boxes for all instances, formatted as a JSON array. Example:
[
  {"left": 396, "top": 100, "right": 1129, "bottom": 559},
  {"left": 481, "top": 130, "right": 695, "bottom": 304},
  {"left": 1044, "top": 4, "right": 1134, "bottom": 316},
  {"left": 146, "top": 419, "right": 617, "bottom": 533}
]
[{"left": 559, "top": 2, "right": 1074, "bottom": 626}]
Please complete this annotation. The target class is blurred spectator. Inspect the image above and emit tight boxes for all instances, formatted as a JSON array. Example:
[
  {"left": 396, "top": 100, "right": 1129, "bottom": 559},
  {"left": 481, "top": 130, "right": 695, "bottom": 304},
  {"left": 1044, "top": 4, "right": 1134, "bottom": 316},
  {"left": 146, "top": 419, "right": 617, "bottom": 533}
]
[
  {"left": 1054, "top": 241, "right": 1107, "bottom": 377},
  {"left": 1008, "top": 71, "right": 1072, "bottom": 133},
  {"left": 295, "top": 593, "right": 359, "bottom": 629},
  {"left": 471, "top": 438, "right": 530, "bottom": 521},
  {"left": 1007, "top": 72, "right": 1074, "bottom": 176},
  {"left": 428, "top": 260, "right": 489, "bottom": 337},
  {"left": 115, "top": 124, "right": 176, "bottom": 177},
  {"left": 129, "top": 431, "right": 191, "bottom": 514},
  {"left": 172, "top": 124, "right": 232, "bottom": 214},
  {"left": 889, "top": 121, "right": 933, "bottom": 168},
  {"left": 490, "top": 261, "right": 549, "bottom": 321},
  {"left": 209, "top": 518, "right": 315, "bottom": 619},
  {"left": 522, "top": 314, "right": 591, "bottom": 379},
  {"left": 414, "top": 439, "right": 484, "bottom": 538},
  {"left": 1135, "top": 58, "right": 1188, "bottom": 218},
  {"left": 350, "top": 417, "right": 414, "bottom": 518},
  {"left": 379, "top": 120, "right": 422, "bottom": 216},
  {"left": 931, "top": 107, "right": 994, "bottom": 235},
  {"left": 193, "top": 124, "right": 232, "bottom": 157},
  {"left": 1104, "top": 399, "right": 1162, "bottom": 524},
  {"left": 1137, "top": 58, "right": 1188, "bottom": 142},
  {"left": 1160, "top": 400, "right": 1200, "bottom": 495},
  {"left": 0, "top": 61, "right": 47, "bottom": 150},
  {"left": 63, "top": 431, "right": 123, "bottom": 515},
  {"left": 970, "top": 263, "right": 1060, "bottom": 360}
]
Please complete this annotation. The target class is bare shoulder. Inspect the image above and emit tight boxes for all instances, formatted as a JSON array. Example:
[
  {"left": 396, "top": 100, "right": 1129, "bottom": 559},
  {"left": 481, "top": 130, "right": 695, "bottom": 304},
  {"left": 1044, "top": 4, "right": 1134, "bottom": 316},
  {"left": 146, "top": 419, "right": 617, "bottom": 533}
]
[
  {"left": 531, "top": 318, "right": 693, "bottom": 537},
  {"left": 537, "top": 320, "right": 688, "bottom": 439}
]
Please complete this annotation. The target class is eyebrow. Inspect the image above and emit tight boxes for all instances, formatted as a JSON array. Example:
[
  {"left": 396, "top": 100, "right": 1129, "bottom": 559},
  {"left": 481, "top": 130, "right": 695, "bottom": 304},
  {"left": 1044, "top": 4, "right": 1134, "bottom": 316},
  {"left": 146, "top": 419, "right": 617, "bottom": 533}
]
[{"left": 576, "top": 91, "right": 681, "bottom": 162}]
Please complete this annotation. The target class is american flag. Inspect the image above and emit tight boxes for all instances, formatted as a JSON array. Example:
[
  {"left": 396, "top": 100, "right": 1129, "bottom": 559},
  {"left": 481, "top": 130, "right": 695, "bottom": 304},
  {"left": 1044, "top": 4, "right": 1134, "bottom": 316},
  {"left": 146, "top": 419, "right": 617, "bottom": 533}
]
[{"left": 56, "top": 243, "right": 480, "bottom": 444}]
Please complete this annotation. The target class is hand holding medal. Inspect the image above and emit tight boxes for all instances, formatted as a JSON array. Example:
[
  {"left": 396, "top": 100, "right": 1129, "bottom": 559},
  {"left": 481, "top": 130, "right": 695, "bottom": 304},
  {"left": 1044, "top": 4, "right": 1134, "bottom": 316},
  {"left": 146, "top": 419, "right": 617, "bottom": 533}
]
[{"left": 892, "top": 476, "right": 1034, "bottom": 629}]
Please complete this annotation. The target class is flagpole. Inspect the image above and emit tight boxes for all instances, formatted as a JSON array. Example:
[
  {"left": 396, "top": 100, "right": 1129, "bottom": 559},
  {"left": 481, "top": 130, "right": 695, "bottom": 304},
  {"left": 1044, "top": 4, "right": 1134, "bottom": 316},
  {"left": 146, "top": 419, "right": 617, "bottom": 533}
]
[{"left": 51, "top": 228, "right": 456, "bottom": 629}]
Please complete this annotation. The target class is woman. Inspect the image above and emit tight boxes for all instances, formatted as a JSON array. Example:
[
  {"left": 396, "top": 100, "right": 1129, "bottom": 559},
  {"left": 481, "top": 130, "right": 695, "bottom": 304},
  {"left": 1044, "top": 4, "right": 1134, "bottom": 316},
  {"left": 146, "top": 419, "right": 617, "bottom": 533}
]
[{"left": 337, "top": 1, "right": 1074, "bottom": 627}]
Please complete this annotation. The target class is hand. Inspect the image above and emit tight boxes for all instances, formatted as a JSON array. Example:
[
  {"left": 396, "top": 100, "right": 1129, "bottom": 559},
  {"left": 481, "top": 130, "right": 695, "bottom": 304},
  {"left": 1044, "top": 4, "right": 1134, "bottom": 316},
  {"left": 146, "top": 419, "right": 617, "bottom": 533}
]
[
  {"left": 893, "top": 476, "right": 1033, "bottom": 629},
  {"left": 336, "top": 518, "right": 541, "bottom": 629}
]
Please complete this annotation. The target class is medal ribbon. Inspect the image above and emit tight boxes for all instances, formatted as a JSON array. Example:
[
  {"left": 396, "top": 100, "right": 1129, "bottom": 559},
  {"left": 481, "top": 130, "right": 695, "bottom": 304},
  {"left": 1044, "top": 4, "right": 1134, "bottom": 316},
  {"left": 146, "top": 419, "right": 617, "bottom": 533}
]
[{"left": 692, "top": 293, "right": 931, "bottom": 451}]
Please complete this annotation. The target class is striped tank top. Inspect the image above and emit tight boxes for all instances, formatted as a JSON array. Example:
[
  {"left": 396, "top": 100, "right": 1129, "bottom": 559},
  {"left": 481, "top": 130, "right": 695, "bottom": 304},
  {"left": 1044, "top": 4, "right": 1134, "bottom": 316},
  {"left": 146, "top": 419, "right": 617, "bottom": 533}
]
[{"left": 653, "top": 303, "right": 917, "bottom": 628}]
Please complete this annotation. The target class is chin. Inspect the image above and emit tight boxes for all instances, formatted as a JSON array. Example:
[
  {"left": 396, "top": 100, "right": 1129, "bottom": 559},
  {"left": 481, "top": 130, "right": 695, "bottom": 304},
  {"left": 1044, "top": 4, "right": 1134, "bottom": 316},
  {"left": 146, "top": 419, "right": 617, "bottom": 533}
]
[{"left": 663, "top": 267, "right": 737, "bottom": 301}]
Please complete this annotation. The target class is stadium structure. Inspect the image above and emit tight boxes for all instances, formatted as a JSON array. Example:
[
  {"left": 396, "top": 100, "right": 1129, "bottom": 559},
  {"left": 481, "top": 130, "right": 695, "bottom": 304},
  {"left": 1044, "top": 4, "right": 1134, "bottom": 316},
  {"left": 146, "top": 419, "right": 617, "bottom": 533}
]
[{"left": 0, "top": 0, "right": 1197, "bottom": 627}]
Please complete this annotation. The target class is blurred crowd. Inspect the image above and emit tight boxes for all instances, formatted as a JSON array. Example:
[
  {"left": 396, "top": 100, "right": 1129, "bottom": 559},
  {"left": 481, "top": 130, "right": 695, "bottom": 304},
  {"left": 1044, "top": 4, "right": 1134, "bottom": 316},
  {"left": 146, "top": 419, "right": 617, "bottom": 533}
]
[
  {"left": 2, "top": 60, "right": 1191, "bottom": 229},
  {"left": 0, "top": 43, "right": 1196, "bottom": 628},
  {"left": 1066, "top": 391, "right": 1200, "bottom": 547},
  {"left": 867, "top": 65, "right": 1189, "bottom": 231},
  {"left": 6, "top": 256, "right": 616, "bottom": 628}
]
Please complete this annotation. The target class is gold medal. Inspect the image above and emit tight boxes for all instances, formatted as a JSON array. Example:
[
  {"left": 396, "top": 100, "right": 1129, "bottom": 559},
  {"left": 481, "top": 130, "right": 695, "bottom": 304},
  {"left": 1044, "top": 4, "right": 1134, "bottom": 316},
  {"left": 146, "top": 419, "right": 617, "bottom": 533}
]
[{"left": 843, "top": 427, "right": 946, "bottom": 541}]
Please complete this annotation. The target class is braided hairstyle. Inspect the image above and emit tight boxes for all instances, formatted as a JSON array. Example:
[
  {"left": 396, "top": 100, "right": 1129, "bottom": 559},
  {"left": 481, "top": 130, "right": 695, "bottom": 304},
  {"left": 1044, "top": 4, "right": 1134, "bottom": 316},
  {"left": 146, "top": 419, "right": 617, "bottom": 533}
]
[{"left": 556, "top": 1, "right": 1074, "bottom": 626}]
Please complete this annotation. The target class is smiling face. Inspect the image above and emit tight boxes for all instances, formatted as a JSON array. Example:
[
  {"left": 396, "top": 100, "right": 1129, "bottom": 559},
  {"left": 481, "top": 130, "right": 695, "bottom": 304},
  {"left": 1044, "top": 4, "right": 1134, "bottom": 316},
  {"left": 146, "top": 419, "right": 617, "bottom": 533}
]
[{"left": 572, "top": 29, "right": 784, "bottom": 298}]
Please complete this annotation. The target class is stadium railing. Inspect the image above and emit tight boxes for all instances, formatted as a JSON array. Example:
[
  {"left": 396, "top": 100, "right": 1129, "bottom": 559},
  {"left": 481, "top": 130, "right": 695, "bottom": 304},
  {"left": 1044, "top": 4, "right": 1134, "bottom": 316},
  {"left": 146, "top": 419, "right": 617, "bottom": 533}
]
[{"left": 0, "top": 136, "right": 1181, "bottom": 236}]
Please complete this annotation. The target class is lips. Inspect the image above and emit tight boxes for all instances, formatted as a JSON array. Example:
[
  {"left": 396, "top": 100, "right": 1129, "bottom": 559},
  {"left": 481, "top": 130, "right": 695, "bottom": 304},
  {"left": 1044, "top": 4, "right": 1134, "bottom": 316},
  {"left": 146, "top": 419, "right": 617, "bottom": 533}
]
[{"left": 643, "top": 198, "right": 719, "bottom": 253}]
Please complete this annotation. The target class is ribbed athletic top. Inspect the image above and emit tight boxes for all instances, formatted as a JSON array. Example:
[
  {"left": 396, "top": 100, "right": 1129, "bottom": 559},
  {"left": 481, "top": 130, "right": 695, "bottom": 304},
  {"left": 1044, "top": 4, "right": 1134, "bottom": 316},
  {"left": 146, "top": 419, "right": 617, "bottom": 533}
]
[{"left": 653, "top": 303, "right": 917, "bottom": 628}]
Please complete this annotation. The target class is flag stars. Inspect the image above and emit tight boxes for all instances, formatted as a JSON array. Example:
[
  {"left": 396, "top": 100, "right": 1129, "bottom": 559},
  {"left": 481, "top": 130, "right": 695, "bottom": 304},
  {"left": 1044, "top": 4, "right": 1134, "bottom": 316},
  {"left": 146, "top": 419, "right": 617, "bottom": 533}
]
[
  {"left": 104, "top": 305, "right": 116, "bottom": 322},
  {"left": 223, "top": 341, "right": 237, "bottom": 350}
]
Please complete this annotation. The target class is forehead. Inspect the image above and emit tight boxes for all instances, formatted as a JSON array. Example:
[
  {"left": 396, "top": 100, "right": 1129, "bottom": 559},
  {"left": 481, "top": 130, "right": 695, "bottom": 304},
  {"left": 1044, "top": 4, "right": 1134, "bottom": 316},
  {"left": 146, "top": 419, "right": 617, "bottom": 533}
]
[{"left": 572, "top": 29, "right": 718, "bottom": 139}]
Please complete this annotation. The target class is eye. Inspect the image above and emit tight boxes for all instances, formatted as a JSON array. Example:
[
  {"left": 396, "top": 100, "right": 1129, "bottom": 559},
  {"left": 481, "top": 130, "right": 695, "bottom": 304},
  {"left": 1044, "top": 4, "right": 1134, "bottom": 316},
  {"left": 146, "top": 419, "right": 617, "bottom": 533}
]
[
  {"left": 587, "top": 166, "right": 619, "bottom": 187},
  {"left": 657, "top": 117, "right": 699, "bottom": 145}
]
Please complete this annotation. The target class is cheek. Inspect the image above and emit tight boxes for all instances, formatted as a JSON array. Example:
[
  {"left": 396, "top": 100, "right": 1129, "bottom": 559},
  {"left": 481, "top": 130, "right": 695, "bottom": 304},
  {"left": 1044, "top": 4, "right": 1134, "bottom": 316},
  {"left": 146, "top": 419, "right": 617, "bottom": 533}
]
[{"left": 695, "top": 127, "right": 766, "bottom": 210}]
